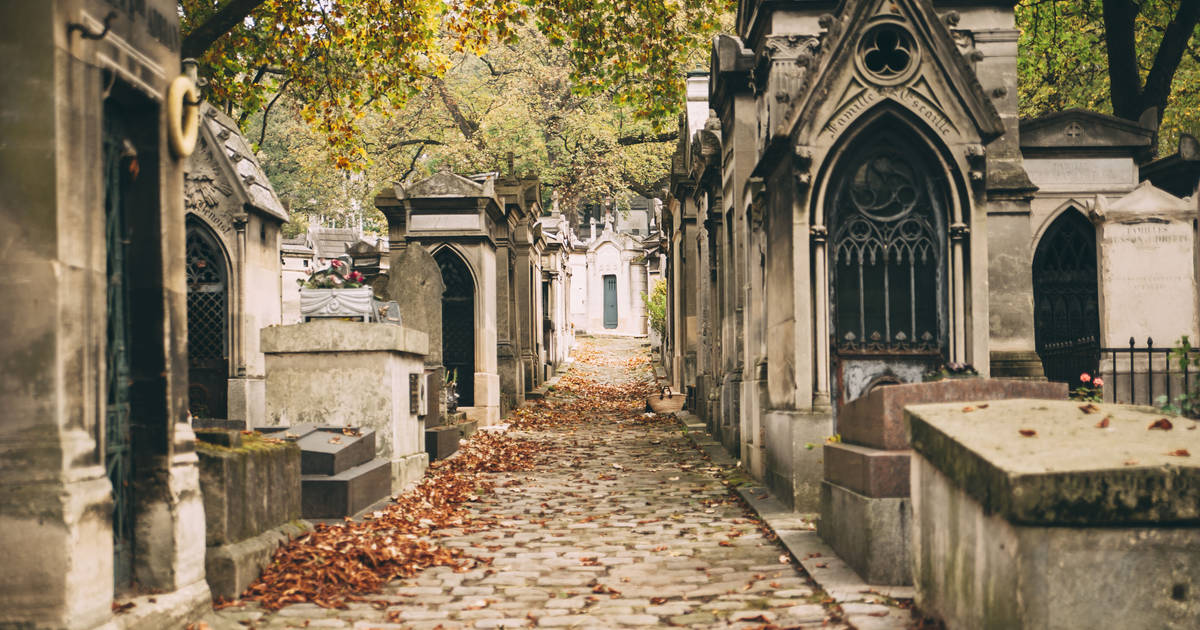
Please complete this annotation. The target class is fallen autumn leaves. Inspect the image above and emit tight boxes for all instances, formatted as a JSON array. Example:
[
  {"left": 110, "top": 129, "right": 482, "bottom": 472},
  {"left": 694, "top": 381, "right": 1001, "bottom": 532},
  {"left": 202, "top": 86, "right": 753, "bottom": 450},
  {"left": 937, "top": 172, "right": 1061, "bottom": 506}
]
[{"left": 236, "top": 432, "right": 539, "bottom": 610}]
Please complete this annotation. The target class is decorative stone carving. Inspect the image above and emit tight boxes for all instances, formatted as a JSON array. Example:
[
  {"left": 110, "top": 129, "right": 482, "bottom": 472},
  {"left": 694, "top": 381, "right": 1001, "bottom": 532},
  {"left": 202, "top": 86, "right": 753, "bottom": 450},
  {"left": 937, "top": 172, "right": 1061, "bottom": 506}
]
[{"left": 857, "top": 23, "right": 920, "bottom": 85}]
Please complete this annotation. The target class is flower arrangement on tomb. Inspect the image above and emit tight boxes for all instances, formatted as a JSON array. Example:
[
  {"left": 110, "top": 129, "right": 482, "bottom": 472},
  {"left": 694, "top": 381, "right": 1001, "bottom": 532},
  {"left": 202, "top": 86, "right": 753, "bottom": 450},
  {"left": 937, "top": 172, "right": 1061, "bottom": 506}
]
[{"left": 299, "top": 258, "right": 366, "bottom": 289}]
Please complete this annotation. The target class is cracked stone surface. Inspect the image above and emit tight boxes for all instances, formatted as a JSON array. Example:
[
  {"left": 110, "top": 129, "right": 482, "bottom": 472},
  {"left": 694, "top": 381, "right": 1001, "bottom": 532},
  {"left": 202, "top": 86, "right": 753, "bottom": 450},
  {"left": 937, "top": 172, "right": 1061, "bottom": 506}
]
[{"left": 201, "top": 336, "right": 914, "bottom": 629}]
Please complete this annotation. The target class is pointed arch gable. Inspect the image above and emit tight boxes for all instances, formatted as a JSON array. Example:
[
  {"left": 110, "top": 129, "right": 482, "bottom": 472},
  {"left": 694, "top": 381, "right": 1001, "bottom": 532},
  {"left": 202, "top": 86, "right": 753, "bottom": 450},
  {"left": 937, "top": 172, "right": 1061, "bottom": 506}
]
[
  {"left": 786, "top": 0, "right": 1004, "bottom": 146},
  {"left": 1033, "top": 199, "right": 1093, "bottom": 249}
]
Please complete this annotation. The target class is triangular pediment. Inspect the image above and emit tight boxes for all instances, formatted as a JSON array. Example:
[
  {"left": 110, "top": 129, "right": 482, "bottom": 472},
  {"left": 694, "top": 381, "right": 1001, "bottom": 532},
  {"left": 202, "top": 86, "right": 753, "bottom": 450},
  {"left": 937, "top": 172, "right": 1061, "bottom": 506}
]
[
  {"left": 789, "top": 0, "right": 1004, "bottom": 143},
  {"left": 399, "top": 171, "right": 497, "bottom": 201},
  {"left": 1020, "top": 109, "right": 1155, "bottom": 153},
  {"left": 1106, "top": 181, "right": 1193, "bottom": 214}
]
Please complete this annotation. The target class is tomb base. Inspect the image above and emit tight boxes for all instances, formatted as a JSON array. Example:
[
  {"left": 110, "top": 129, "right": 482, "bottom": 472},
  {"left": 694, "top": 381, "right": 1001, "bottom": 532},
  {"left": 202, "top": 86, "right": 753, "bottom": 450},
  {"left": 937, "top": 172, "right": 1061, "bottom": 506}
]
[
  {"left": 302, "top": 458, "right": 392, "bottom": 519},
  {"left": 909, "top": 399, "right": 1200, "bottom": 629},
  {"left": 392, "top": 452, "right": 429, "bottom": 493},
  {"left": 818, "top": 481, "right": 911, "bottom": 585},
  {"left": 204, "top": 521, "right": 309, "bottom": 601},
  {"left": 913, "top": 455, "right": 1199, "bottom": 629}
]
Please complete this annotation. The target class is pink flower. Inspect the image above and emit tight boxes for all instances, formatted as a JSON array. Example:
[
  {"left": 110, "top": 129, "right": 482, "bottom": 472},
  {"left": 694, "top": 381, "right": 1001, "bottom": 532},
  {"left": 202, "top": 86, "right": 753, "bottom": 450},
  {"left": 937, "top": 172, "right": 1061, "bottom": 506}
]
[
  {"left": 331, "top": 259, "right": 343, "bottom": 268},
  {"left": 1080, "top": 373, "right": 1092, "bottom": 384},
  {"left": 1092, "top": 377, "right": 1104, "bottom": 388}
]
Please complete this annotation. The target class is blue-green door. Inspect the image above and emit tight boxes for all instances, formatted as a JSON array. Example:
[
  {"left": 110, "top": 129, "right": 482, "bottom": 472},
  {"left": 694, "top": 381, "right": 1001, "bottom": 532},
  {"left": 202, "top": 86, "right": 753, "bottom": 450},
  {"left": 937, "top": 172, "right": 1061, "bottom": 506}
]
[{"left": 603, "top": 275, "right": 618, "bottom": 329}]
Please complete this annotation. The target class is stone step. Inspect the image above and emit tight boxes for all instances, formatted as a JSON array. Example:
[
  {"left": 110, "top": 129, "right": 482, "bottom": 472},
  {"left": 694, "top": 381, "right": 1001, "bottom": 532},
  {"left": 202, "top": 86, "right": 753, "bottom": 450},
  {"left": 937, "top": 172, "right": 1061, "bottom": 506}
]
[
  {"left": 425, "top": 425, "right": 461, "bottom": 461},
  {"left": 300, "top": 458, "right": 391, "bottom": 519},
  {"left": 295, "top": 428, "right": 376, "bottom": 475}
]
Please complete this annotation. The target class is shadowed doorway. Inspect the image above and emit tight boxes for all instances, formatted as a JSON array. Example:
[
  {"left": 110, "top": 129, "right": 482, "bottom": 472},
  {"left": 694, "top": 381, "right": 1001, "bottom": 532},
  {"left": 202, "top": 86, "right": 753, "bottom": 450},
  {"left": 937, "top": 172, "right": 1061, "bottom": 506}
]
[{"left": 437, "top": 248, "right": 476, "bottom": 406}]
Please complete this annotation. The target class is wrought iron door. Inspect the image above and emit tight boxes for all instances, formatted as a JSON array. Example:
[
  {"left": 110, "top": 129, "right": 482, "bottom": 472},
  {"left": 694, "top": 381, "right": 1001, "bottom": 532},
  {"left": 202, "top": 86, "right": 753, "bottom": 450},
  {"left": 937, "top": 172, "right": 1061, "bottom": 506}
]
[
  {"left": 603, "top": 275, "right": 618, "bottom": 329},
  {"left": 104, "top": 105, "right": 134, "bottom": 589},
  {"left": 1033, "top": 210, "right": 1099, "bottom": 382},
  {"left": 829, "top": 132, "right": 948, "bottom": 405},
  {"left": 186, "top": 220, "right": 228, "bottom": 418},
  {"left": 437, "top": 249, "right": 475, "bottom": 406}
]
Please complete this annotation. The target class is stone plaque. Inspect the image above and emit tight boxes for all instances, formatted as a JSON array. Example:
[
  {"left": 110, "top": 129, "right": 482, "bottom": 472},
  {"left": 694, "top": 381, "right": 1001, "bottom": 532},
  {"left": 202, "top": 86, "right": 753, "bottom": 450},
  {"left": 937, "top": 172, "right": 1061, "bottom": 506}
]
[
  {"left": 1099, "top": 219, "right": 1197, "bottom": 346},
  {"left": 1025, "top": 157, "right": 1137, "bottom": 192}
]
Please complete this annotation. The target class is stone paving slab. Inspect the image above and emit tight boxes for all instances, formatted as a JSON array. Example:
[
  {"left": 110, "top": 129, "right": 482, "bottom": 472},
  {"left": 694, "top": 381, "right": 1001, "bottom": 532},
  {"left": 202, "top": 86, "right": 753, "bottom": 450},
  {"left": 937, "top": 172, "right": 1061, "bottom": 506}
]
[{"left": 203, "top": 337, "right": 917, "bottom": 629}]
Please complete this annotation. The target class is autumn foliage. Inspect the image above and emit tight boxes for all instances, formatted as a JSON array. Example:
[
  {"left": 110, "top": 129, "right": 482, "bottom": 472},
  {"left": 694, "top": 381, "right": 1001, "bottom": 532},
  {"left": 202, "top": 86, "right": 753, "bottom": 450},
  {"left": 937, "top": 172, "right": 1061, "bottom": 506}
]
[{"left": 237, "top": 432, "right": 538, "bottom": 610}]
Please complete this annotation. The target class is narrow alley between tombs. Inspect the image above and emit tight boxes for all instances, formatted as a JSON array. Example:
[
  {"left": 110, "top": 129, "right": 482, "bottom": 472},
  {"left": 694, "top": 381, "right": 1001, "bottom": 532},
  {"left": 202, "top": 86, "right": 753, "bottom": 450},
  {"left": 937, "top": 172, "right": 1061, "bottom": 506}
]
[{"left": 201, "top": 337, "right": 912, "bottom": 630}]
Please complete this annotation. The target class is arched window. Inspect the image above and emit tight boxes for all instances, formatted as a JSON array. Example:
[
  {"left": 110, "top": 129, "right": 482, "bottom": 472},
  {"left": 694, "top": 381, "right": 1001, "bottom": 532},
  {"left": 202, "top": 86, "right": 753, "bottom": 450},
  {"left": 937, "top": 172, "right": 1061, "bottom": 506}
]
[{"left": 829, "top": 129, "right": 947, "bottom": 355}]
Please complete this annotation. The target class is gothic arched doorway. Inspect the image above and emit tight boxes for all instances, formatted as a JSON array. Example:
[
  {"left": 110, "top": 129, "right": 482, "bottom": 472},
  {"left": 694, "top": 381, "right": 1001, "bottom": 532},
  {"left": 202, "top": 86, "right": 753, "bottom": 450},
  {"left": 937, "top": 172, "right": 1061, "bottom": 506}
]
[
  {"left": 828, "top": 127, "right": 950, "bottom": 406},
  {"left": 437, "top": 248, "right": 476, "bottom": 407},
  {"left": 1033, "top": 210, "right": 1099, "bottom": 383},
  {"left": 186, "top": 218, "right": 229, "bottom": 419}
]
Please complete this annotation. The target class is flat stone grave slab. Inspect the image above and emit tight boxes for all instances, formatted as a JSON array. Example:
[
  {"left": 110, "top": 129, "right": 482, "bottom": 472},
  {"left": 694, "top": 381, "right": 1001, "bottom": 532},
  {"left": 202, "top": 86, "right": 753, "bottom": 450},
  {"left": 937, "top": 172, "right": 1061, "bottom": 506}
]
[
  {"left": 294, "top": 428, "right": 375, "bottom": 476},
  {"left": 907, "top": 399, "right": 1200, "bottom": 629},
  {"left": 908, "top": 399, "right": 1199, "bottom": 524}
]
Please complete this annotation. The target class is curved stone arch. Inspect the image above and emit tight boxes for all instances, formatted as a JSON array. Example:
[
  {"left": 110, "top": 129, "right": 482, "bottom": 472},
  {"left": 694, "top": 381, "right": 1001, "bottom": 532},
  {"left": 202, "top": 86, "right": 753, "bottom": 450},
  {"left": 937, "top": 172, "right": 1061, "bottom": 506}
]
[
  {"left": 185, "top": 211, "right": 235, "bottom": 273},
  {"left": 805, "top": 103, "right": 976, "bottom": 402},
  {"left": 1032, "top": 199, "right": 1093, "bottom": 251},
  {"left": 810, "top": 102, "right": 970, "bottom": 230},
  {"left": 428, "top": 242, "right": 481, "bottom": 292}
]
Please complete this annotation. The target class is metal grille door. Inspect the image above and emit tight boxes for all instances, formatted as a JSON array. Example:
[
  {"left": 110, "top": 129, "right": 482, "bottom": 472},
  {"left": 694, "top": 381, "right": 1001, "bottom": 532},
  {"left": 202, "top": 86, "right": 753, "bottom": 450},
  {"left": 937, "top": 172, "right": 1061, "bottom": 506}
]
[
  {"left": 828, "top": 129, "right": 948, "bottom": 405},
  {"left": 437, "top": 249, "right": 475, "bottom": 407},
  {"left": 186, "top": 220, "right": 228, "bottom": 418},
  {"left": 1033, "top": 210, "right": 1099, "bottom": 382},
  {"left": 104, "top": 106, "right": 134, "bottom": 590}
]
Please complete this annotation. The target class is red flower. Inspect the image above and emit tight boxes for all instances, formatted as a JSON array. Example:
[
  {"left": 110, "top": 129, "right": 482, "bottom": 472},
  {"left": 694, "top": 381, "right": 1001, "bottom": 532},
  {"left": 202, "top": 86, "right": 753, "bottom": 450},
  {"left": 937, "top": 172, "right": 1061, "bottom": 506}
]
[
  {"left": 1080, "top": 373, "right": 1091, "bottom": 384},
  {"left": 330, "top": 259, "right": 343, "bottom": 268}
]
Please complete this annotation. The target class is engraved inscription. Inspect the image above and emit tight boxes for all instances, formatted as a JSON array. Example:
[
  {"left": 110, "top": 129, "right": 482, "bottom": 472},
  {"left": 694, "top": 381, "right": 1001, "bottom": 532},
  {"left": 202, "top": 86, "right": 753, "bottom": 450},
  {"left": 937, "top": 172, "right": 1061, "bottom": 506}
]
[{"left": 823, "top": 90, "right": 879, "bottom": 136}]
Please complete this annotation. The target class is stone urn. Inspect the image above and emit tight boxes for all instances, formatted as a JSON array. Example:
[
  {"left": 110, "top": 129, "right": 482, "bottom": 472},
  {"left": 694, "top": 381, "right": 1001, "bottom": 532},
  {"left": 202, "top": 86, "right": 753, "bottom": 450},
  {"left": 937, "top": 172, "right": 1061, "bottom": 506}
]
[{"left": 299, "top": 287, "right": 375, "bottom": 321}]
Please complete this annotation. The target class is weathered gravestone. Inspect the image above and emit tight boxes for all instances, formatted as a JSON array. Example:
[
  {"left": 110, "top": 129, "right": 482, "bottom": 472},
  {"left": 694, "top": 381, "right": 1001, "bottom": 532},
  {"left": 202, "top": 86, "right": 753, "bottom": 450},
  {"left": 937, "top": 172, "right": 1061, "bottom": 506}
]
[
  {"left": 908, "top": 399, "right": 1199, "bottom": 629},
  {"left": 389, "top": 243, "right": 480, "bottom": 460},
  {"left": 820, "top": 378, "right": 1067, "bottom": 585}
]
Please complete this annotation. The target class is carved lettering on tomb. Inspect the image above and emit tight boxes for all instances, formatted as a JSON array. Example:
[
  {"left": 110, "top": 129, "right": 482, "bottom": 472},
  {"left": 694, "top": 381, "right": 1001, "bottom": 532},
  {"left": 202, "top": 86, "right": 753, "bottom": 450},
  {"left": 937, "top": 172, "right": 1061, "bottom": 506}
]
[{"left": 185, "top": 141, "right": 234, "bottom": 234}]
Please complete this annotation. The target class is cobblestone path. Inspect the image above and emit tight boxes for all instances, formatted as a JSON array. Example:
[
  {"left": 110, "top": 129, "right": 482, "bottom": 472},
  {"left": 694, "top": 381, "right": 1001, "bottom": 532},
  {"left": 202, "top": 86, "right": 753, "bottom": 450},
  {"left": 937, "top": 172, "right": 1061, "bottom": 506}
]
[{"left": 204, "top": 336, "right": 907, "bottom": 630}]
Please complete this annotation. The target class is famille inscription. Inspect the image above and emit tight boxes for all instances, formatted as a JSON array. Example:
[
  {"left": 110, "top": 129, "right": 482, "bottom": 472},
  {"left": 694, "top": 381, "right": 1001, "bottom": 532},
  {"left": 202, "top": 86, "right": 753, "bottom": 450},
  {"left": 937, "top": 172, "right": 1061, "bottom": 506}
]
[
  {"left": 104, "top": 0, "right": 180, "bottom": 51},
  {"left": 822, "top": 88, "right": 953, "bottom": 138}
]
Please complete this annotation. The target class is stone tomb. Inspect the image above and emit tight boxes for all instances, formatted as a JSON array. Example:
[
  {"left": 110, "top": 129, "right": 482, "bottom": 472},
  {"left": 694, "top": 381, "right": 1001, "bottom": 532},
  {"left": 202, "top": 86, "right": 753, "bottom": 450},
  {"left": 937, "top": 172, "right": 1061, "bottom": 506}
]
[
  {"left": 196, "top": 429, "right": 305, "bottom": 600},
  {"left": 261, "top": 320, "right": 430, "bottom": 493},
  {"left": 257, "top": 425, "right": 391, "bottom": 519},
  {"left": 908, "top": 399, "right": 1199, "bottom": 629},
  {"left": 820, "top": 379, "right": 1066, "bottom": 585}
]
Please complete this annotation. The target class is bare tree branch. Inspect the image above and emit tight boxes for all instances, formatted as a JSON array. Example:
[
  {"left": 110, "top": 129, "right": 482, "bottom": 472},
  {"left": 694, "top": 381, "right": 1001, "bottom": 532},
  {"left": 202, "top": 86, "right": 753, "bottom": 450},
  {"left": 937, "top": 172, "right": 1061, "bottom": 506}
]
[{"left": 182, "top": 0, "right": 268, "bottom": 59}]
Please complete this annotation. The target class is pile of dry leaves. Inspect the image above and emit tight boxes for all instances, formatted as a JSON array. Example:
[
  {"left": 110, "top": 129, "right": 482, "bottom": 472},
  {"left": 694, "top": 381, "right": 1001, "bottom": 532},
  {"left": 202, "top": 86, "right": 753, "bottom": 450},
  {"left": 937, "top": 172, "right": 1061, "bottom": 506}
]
[{"left": 235, "top": 432, "right": 538, "bottom": 610}]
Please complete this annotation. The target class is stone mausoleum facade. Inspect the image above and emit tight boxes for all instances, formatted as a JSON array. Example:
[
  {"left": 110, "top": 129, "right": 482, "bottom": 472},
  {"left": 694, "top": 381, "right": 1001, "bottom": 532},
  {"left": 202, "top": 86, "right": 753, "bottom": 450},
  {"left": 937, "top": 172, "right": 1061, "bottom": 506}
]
[
  {"left": 1, "top": 1, "right": 211, "bottom": 627},
  {"left": 663, "top": 0, "right": 1199, "bottom": 511}
]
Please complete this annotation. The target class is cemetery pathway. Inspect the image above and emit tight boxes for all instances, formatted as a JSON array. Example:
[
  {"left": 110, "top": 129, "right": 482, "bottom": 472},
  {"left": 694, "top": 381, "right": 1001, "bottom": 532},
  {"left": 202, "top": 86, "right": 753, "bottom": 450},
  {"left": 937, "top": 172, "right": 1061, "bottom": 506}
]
[{"left": 202, "top": 336, "right": 913, "bottom": 630}]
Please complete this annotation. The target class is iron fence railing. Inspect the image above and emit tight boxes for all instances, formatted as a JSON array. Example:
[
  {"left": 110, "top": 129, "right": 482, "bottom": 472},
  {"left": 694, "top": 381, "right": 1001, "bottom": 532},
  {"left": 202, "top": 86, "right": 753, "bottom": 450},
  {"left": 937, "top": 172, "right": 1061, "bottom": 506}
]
[{"left": 1100, "top": 337, "right": 1200, "bottom": 407}]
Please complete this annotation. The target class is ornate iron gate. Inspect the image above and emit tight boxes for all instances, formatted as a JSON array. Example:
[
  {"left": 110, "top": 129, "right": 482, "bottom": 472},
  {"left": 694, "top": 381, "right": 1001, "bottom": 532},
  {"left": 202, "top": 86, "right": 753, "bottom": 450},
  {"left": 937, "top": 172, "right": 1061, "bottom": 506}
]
[
  {"left": 829, "top": 130, "right": 948, "bottom": 405},
  {"left": 437, "top": 249, "right": 475, "bottom": 407},
  {"left": 186, "top": 220, "right": 228, "bottom": 418},
  {"left": 104, "top": 105, "right": 134, "bottom": 589},
  {"left": 1033, "top": 210, "right": 1099, "bottom": 382}
]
